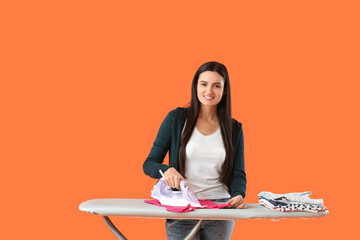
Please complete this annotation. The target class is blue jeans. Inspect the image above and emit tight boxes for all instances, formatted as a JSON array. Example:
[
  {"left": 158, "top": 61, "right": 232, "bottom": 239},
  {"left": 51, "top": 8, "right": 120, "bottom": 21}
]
[{"left": 165, "top": 198, "right": 235, "bottom": 240}]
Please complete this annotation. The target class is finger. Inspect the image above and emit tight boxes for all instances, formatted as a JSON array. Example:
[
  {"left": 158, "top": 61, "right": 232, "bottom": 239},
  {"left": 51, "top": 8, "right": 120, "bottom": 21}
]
[
  {"left": 237, "top": 202, "right": 246, "bottom": 209},
  {"left": 172, "top": 180, "right": 178, "bottom": 189},
  {"left": 166, "top": 180, "right": 172, "bottom": 188},
  {"left": 230, "top": 200, "right": 240, "bottom": 208},
  {"left": 174, "top": 178, "right": 180, "bottom": 189},
  {"left": 226, "top": 199, "right": 234, "bottom": 205},
  {"left": 168, "top": 179, "right": 175, "bottom": 188},
  {"left": 229, "top": 199, "right": 240, "bottom": 208}
]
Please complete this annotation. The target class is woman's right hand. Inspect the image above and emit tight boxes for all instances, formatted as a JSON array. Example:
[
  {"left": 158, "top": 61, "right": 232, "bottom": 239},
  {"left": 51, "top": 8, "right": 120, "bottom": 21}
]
[{"left": 163, "top": 167, "right": 185, "bottom": 190}]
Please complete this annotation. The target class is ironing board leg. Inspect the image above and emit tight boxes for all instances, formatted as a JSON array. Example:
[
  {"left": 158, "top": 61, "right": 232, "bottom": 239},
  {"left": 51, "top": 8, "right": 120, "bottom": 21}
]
[
  {"left": 184, "top": 220, "right": 202, "bottom": 240},
  {"left": 102, "top": 216, "right": 127, "bottom": 240}
]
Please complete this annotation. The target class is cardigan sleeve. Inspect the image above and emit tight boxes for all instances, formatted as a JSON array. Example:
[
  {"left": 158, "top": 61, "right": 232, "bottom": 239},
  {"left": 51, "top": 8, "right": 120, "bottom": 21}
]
[
  {"left": 229, "top": 121, "right": 247, "bottom": 198},
  {"left": 143, "top": 111, "right": 173, "bottom": 179}
]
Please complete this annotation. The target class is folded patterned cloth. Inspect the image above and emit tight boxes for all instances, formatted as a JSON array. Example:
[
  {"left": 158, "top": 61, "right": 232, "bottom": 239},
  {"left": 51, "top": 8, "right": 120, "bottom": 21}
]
[
  {"left": 145, "top": 199, "right": 231, "bottom": 213},
  {"left": 257, "top": 191, "right": 323, "bottom": 205},
  {"left": 259, "top": 197, "right": 328, "bottom": 213}
]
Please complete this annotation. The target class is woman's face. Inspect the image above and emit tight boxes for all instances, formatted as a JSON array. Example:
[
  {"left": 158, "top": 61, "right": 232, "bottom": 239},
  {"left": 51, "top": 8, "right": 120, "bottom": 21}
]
[{"left": 196, "top": 71, "right": 225, "bottom": 107}]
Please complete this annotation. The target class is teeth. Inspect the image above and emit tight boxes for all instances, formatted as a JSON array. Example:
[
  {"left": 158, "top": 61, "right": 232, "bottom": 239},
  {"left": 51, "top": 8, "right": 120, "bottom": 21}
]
[{"left": 204, "top": 96, "right": 214, "bottom": 99}]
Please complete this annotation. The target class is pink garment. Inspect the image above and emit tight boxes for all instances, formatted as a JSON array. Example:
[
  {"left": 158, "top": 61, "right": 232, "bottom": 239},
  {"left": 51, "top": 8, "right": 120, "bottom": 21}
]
[{"left": 145, "top": 199, "right": 231, "bottom": 213}]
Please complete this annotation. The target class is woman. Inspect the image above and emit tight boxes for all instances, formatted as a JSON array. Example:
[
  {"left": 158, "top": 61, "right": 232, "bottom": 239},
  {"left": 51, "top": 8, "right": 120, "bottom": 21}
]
[{"left": 143, "top": 61, "right": 246, "bottom": 240}]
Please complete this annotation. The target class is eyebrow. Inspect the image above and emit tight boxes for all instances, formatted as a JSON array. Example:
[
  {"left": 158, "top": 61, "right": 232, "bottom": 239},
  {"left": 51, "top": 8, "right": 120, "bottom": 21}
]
[{"left": 199, "top": 80, "right": 222, "bottom": 84}]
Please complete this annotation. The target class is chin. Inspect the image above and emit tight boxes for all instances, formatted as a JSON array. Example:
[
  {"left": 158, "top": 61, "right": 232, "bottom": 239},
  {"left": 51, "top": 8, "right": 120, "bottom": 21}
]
[{"left": 200, "top": 101, "right": 218, "bottom": 107}]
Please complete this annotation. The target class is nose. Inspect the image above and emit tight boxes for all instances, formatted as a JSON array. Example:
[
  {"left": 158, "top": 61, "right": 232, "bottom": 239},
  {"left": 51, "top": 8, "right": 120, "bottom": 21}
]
[{"left": 205, "top": 85, "right": 213, "bottom": 95}]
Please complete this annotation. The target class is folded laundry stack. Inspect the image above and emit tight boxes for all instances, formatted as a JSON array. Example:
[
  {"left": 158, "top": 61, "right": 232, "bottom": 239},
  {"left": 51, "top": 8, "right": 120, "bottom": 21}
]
[{"left": 258, "top": 191, "right": 328, "bottom": 213}]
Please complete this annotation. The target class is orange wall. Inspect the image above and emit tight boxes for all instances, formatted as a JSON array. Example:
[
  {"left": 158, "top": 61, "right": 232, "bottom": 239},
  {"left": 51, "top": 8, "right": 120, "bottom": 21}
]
[{"left": 1, "top": 1, "right": 359, "bottom": 239}]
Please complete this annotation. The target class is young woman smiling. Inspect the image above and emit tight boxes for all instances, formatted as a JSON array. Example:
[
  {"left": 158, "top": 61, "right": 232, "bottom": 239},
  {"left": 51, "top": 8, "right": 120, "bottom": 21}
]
[{"left": 143, "top": 61, "right": 247, "bottom": 240}]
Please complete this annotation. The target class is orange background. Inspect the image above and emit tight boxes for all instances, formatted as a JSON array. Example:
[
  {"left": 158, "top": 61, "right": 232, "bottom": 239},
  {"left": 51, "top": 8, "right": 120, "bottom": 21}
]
[{"left": 1, "top": 0, "right": 359, "bottom": 239}]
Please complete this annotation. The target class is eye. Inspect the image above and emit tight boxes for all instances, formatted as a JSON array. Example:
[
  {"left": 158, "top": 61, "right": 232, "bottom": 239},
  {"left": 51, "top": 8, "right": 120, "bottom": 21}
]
[{"left": 201, "top": 83, "right": 207, "bottom": 86}]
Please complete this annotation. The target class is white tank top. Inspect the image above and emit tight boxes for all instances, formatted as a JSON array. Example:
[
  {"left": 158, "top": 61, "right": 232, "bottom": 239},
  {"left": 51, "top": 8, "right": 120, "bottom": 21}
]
[{"left": 184, "top": 124, "right": 231, "bottom": 199}]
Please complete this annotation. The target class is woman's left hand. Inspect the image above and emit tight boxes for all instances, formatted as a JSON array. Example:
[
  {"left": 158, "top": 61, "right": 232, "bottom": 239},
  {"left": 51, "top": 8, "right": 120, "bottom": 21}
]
[{"left": 226, "top": 195, "right": 247, "bottom": 209}]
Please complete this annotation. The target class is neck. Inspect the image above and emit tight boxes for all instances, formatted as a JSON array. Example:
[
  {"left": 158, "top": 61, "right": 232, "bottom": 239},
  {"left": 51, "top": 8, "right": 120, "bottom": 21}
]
[{"left": 198, "top": 105, "right": 218, "bottom": 122}]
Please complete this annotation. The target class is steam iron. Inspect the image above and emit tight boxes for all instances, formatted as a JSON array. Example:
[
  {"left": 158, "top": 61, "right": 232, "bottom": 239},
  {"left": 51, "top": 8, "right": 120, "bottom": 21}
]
[{"left": 151, "top": 170, "right": 201, "bottom": 207}]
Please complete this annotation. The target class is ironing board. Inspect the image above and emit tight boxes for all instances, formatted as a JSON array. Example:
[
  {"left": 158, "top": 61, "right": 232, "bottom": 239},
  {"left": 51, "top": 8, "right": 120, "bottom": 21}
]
[{"left": 79, "top": 199, "right": 329, "bottom": 240}]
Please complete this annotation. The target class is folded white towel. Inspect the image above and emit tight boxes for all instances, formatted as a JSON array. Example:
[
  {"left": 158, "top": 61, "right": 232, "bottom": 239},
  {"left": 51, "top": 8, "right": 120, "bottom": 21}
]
[{"left": 257, "top": 191, "right": 323, "bottom": 205}]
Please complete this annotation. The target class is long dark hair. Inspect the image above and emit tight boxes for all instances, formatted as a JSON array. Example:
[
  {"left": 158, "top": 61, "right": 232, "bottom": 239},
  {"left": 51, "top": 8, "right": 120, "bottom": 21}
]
[{"left": 179, "top": 61, "right": 234, "bottom": 187}]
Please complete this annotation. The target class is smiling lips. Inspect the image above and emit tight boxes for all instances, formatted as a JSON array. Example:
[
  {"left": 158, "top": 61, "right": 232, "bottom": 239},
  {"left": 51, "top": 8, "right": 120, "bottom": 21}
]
[{"left": 204, "top": 95, "right": 215, "bottom": 100}]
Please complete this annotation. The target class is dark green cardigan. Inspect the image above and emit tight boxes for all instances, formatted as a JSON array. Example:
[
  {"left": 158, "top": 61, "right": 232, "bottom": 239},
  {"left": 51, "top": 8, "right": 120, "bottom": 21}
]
[{"left": 143, "top": 107, "right": 247, "bottom": 198}]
